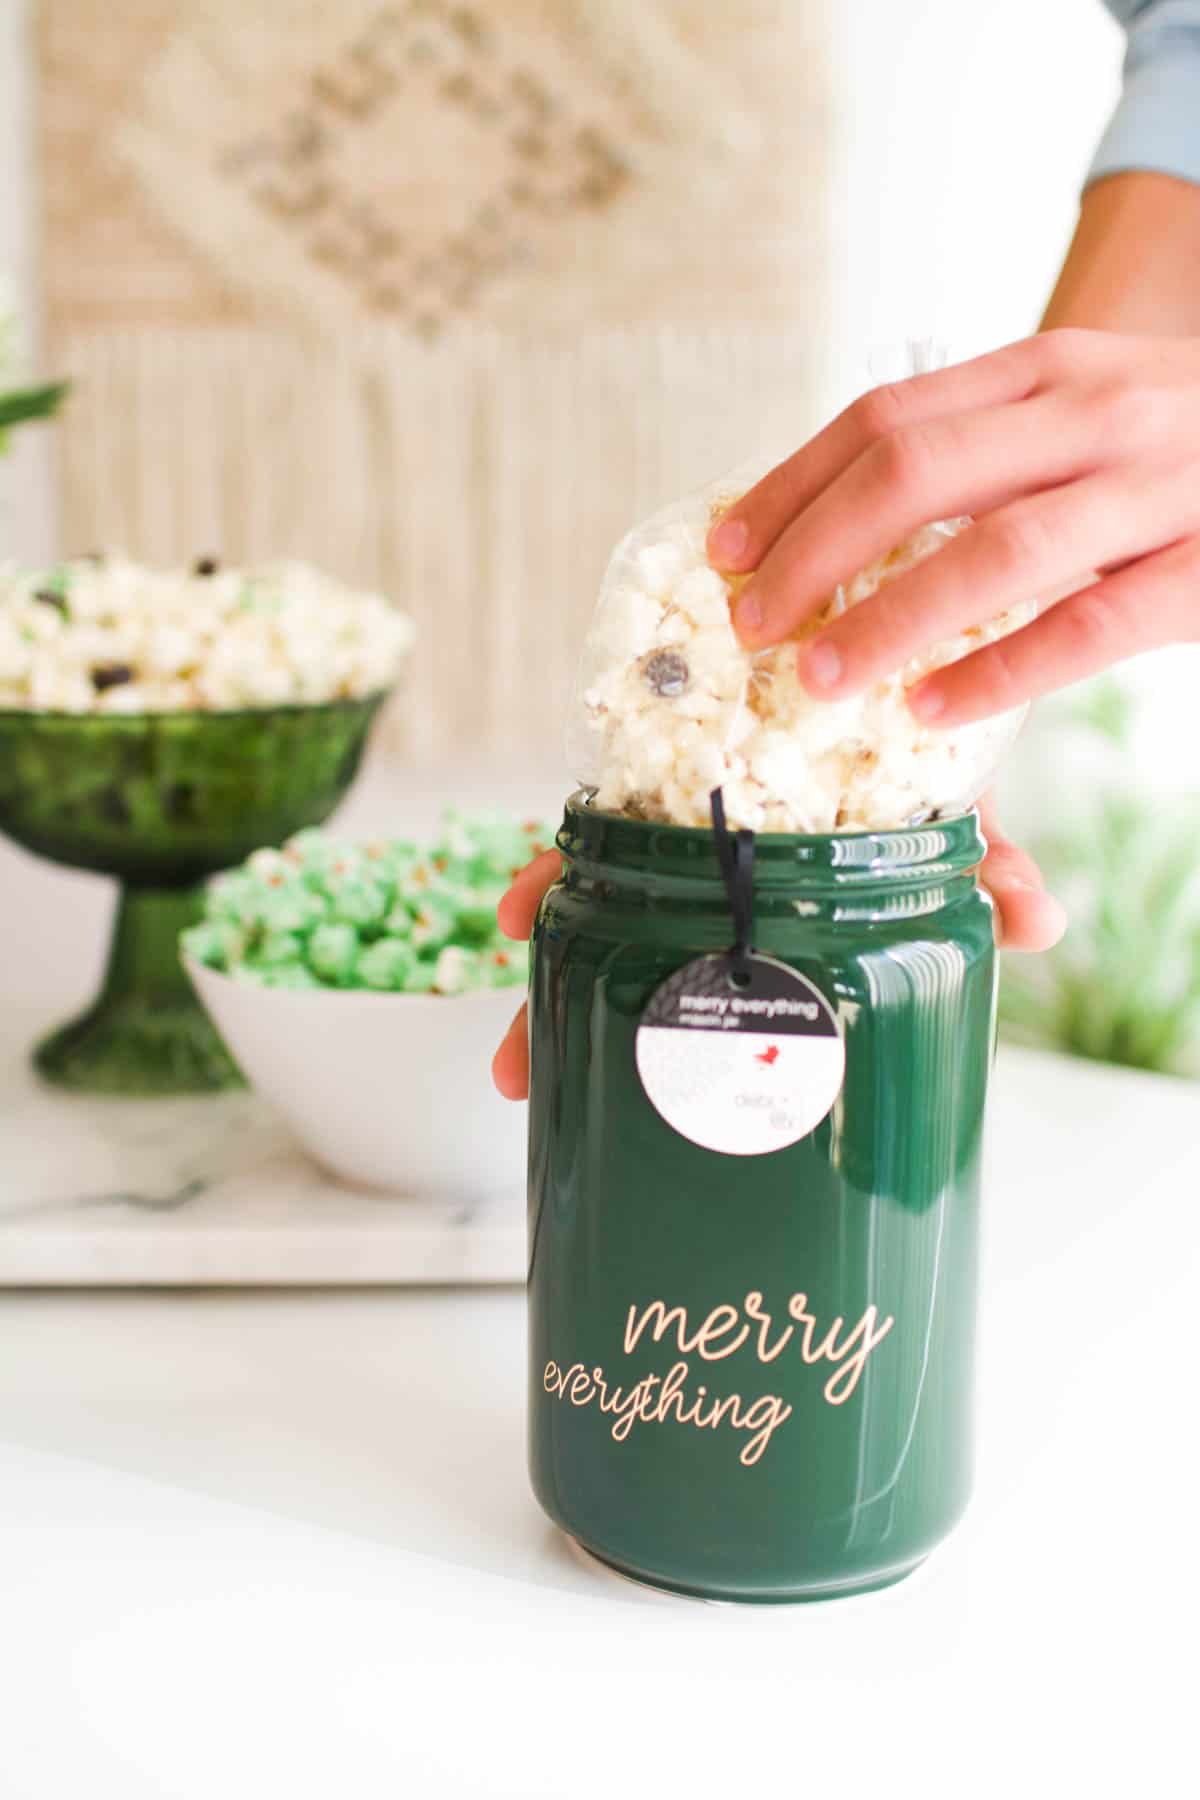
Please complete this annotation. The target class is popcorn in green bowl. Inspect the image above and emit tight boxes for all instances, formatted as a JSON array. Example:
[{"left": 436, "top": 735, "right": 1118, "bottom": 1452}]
[{"left": 181, "top": 811, "right": 556, "bottom": 994}]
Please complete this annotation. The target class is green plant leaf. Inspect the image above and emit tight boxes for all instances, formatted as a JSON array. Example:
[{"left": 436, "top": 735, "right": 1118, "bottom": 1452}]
[{"left": 0, "top": 380, "right": 70, "bottom": 431}]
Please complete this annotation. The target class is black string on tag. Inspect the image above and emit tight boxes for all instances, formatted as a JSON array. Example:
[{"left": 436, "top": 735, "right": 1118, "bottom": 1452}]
[{"left": 710, "top": 787, "right": 755, "bottom": 987}]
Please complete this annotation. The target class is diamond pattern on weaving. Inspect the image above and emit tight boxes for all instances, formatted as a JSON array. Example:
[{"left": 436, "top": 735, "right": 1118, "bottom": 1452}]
[{"left": 45, "top": 0, "right": 757, "bottom": 338}]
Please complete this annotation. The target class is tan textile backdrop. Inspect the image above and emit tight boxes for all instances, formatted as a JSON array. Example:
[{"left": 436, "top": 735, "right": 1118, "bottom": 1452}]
[{"left": 38, "top": 0, "right": 834, "bottom": 757}]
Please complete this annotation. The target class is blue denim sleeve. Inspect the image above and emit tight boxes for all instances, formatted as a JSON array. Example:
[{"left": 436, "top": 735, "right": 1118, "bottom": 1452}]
[{"left": 1091, "top": 2, "right": 1200, "bottom": 185}]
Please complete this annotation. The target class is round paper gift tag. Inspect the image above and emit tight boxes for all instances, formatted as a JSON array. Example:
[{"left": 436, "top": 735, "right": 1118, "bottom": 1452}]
[{"left": 635, "top": 951, "right": 844, "bottom": 1157}]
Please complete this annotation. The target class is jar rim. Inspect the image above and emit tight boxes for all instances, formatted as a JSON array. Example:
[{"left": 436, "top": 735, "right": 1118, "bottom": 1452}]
[{"left": 560, "top": 792, "right": 985, "bottom": 889}]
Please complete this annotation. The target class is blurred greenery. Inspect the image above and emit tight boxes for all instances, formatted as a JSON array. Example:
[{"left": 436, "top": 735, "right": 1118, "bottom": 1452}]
[
  {"left": 0, "top": 283, "right": 68, "bottom": 454},
  {"left": 0, "top": 379, "right": 67, "bottom": 432},
  {"left": 0, "top": 380, "right": 69, "bottom": 447},
  {"left": 999, "top": 678, "right": 1200, "bottom": 1077}
]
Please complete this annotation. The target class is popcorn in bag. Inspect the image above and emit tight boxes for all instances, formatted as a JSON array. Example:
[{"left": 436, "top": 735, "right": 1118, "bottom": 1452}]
[{"left": 570, "top": 356, "right": 1037, "bottom": 834}]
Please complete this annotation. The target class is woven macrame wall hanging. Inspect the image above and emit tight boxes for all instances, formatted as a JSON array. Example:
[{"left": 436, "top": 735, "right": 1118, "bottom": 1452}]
[{"left": 39, "top": 0, "right": 834, "bottom": 756}]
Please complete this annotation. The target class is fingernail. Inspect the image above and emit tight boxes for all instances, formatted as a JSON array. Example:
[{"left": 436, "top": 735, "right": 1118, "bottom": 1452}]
[
  {"left": 709, "top": 518, "right": 749, "bottom": 565},
  {"left": 708, "top": 518, "right": 744, "bottom": 565},
  {"left": 1046, "top": 895, "right": 1069, "bottom": 939},
  {"left": 908, "top": 681, "right": 945, "bottom": 722},
  {"left": 800, "top": 639, "right": 842, "bottom": 692},
  {"left": 734, "top": 585, "right": 763, "bottom": 638}
]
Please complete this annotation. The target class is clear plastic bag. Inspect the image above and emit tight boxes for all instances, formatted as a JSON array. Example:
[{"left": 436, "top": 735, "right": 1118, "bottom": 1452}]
[{"left": 568, "top": 348, "right": 1035, "bottom": 835}]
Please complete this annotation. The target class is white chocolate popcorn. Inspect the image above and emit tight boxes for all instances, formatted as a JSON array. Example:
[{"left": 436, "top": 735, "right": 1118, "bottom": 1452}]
[
  {"left": 635, "top": 543, "right": 686, "bottom": 598},
  {"left": 0, "top": 555, "right": 414, "bottom": 714},
  {"left": 433, "top": 945, "right": 473, "bottom": 995},
  {"left": 570, "top": 481, "right": 1035, "bottom": 835}
]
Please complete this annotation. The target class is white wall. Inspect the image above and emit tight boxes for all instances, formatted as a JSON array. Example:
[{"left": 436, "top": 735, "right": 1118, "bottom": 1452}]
[
  {"left": 826, "top": 0, "right": 1122, "bottom": 393},
  {"left": 826, "top": 2, "right": 1200, "bottom": 816},
  {"left": 0, "top": 0, "right": 55, "bottom": 562}
]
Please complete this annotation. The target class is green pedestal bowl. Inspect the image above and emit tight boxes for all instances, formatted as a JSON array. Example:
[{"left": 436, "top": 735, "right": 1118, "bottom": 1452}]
[{"left": 0, "top": 694, "right": 388, "bottom": 1094}]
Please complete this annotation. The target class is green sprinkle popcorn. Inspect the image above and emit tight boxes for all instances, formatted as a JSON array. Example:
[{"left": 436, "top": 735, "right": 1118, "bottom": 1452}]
[
  {"left": 309, "top": 921, "right": 360, "bottom": 985},
  {"left": 184, "top": 810, "right": 556, "bottom": 995},
  {"left": 357, "top": 937, "right": 417, "bottom": 991}
]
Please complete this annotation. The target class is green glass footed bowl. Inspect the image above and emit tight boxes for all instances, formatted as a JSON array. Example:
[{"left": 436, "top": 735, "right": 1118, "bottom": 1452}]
[{"left": 0, "top": 694, "right": 388, "bottom": 1094}]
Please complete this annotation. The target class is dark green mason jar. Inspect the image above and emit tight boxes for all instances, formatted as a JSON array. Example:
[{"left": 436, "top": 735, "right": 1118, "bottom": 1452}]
[{"left": 527, "top": 796, "right": 997, "bottom": 1604}]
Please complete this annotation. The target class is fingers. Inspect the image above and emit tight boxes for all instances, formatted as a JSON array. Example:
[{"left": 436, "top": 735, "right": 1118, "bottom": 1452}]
[
  {"left": 494, "top": 851, "right": 558, "bottom": 1098},
  {"left": 492, "top": 846, "right": 557, "bottom": 1094},
  {"left": 732, "top": 393, "right": 1118, "bottom": 649},
  {"left": 977, "top": 796, "right": 1067, "bottom": 953},
  {"left": 493, "top": 851, "right": 556, "bottom": 1100},
  {"left": 496, "top": 849, "right": 561, "bottom": 941},
  {"left": 985, "top": 869, "right": 1069, "bottom": 953},
  {"left": 909, "top": 534, "right": 1200, "bottom": 725},
  {"left": 795, "top": 470, "right": 1154, "bottom": 701},
  {"left": 706, "top": 332, "right": 1111, "bottom": 579},
  {"left": 492, "top": 1001, "right": 530, "bottom": 1100}
]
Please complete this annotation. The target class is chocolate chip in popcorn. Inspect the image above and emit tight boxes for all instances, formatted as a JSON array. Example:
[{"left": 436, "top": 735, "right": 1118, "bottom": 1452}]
[
  {"left": 641, "top": 649, "right": 691, "bottom": 699},
  {"left": 90, "top": 663, "right": 135, "bottom": 691}
]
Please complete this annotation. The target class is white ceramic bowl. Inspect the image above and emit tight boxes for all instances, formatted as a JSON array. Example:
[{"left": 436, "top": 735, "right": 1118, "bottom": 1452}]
[{"left": 186, "top": 957, "right": 527, "bottom": 1197}]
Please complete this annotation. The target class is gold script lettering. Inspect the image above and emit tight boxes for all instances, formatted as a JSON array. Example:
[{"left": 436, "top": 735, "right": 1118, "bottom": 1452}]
[{"left": 547, "top": 1286, "right": 895, "bottom": 1469}]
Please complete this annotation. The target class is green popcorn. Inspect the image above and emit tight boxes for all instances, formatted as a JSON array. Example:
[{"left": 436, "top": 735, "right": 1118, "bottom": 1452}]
[
  {"left": 361, "top": 838, "right": 420, "bottom": 882},
  {"left": 181, "top": 920, "right": 243, "bottom": 971},
  {"left": 481, "top": 939, "right": 528, "bottom": 988},
  {"left": 435, "top": 810, "right": 474, "bottom": 852},
  {"left": 438, "top": 810, "right": 555, "bottom": 884},
  {"left": 408, "top": 896, "right": 459, "bottom": 952},
  {"left": 396, "top": 866, "right": 432, "bottom": 902},
  {"left": 382, "top": 900, "right": 414, "bottom": 937},
  {"left": 194, "top": 808, "right": 550, "bottom": 992},
  {"left": 309, "top": 921, "right": 360, "bottom": 985},
  {"left": 416, "top": 875, "right": 477, "bottom": 918},
  {"left": 233, "top": 875, "right": 302, "bottom": 932},
  {"left": 257, "top": 928, "right": 307, "bottom": 967},
  {"left": 260, "top": 963, "right": 322, "bottom": 990},
  {"left": 207, "top": 869, "right": 257, "bottom": 922},
  {"left": 396, "top": 856, "right": 466, "bottom": 903},
  {"left": 453, "top": 887, "right": 506, "bottom": 947},
  {"left": 281, "top": 828, "right": 332, "bottom": 871},
  {"left": 282, "top": 828, "right": 328, "bottom": 860},
  {"left": 432, "top": 944, "right": 481, "bottom": 994},
  {"left": 246, "top": 846, "right": 293, "bottom": 884},
  {"left": 403, "top": 960, "right": 440, "bottom": 994},
  {"left": 357, "top": 937, "right": 417, "bottom": 991},
  {"left": 432, "top": 811, "right": 481, "bottom": 868},
  {"left": 328, "top": 875, "right": 390, "bottom": 930},
  {"left": 230, "top": 963, "right": 270, "bottom": 987},
  {"left": 290, "top": 837, "right": 377, "bottom": 895},
  {"left": 260, "top": 886, "right": 325, "bottom": 934},
  {"left": 289, "top": 842, "right": 344, "bottom": 893}
]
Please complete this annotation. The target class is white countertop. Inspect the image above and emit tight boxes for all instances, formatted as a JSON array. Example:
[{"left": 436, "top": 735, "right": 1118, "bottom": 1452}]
[{"left": 1, "top": 1045, "right": 1197, "bottom": 1798}]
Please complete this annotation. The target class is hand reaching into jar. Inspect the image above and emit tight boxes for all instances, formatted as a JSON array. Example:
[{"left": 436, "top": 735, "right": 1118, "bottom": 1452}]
[
  {"left": 708, "top": 330, "right": 1200, "bottom": 726},
  {"left": 489, "top": 801, "right": 1066, "bottom": 1100},
  {"left": 492, "top": 298, "right": 1200, "bottom": 1100}
]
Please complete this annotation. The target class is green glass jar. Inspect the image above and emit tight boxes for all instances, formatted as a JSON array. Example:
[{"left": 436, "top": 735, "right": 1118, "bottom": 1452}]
[{"left": 527, "top": 797, "right": 997, "bottom": 1604}]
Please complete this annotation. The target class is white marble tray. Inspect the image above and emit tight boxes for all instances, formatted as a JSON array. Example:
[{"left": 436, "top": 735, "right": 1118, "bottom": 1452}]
[
  {"left": 0, "top": 1064, "right": 526, "bottom": 1286},
  {"left": 0, "top": 760, "right": 556, "bottom": 1287}
]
